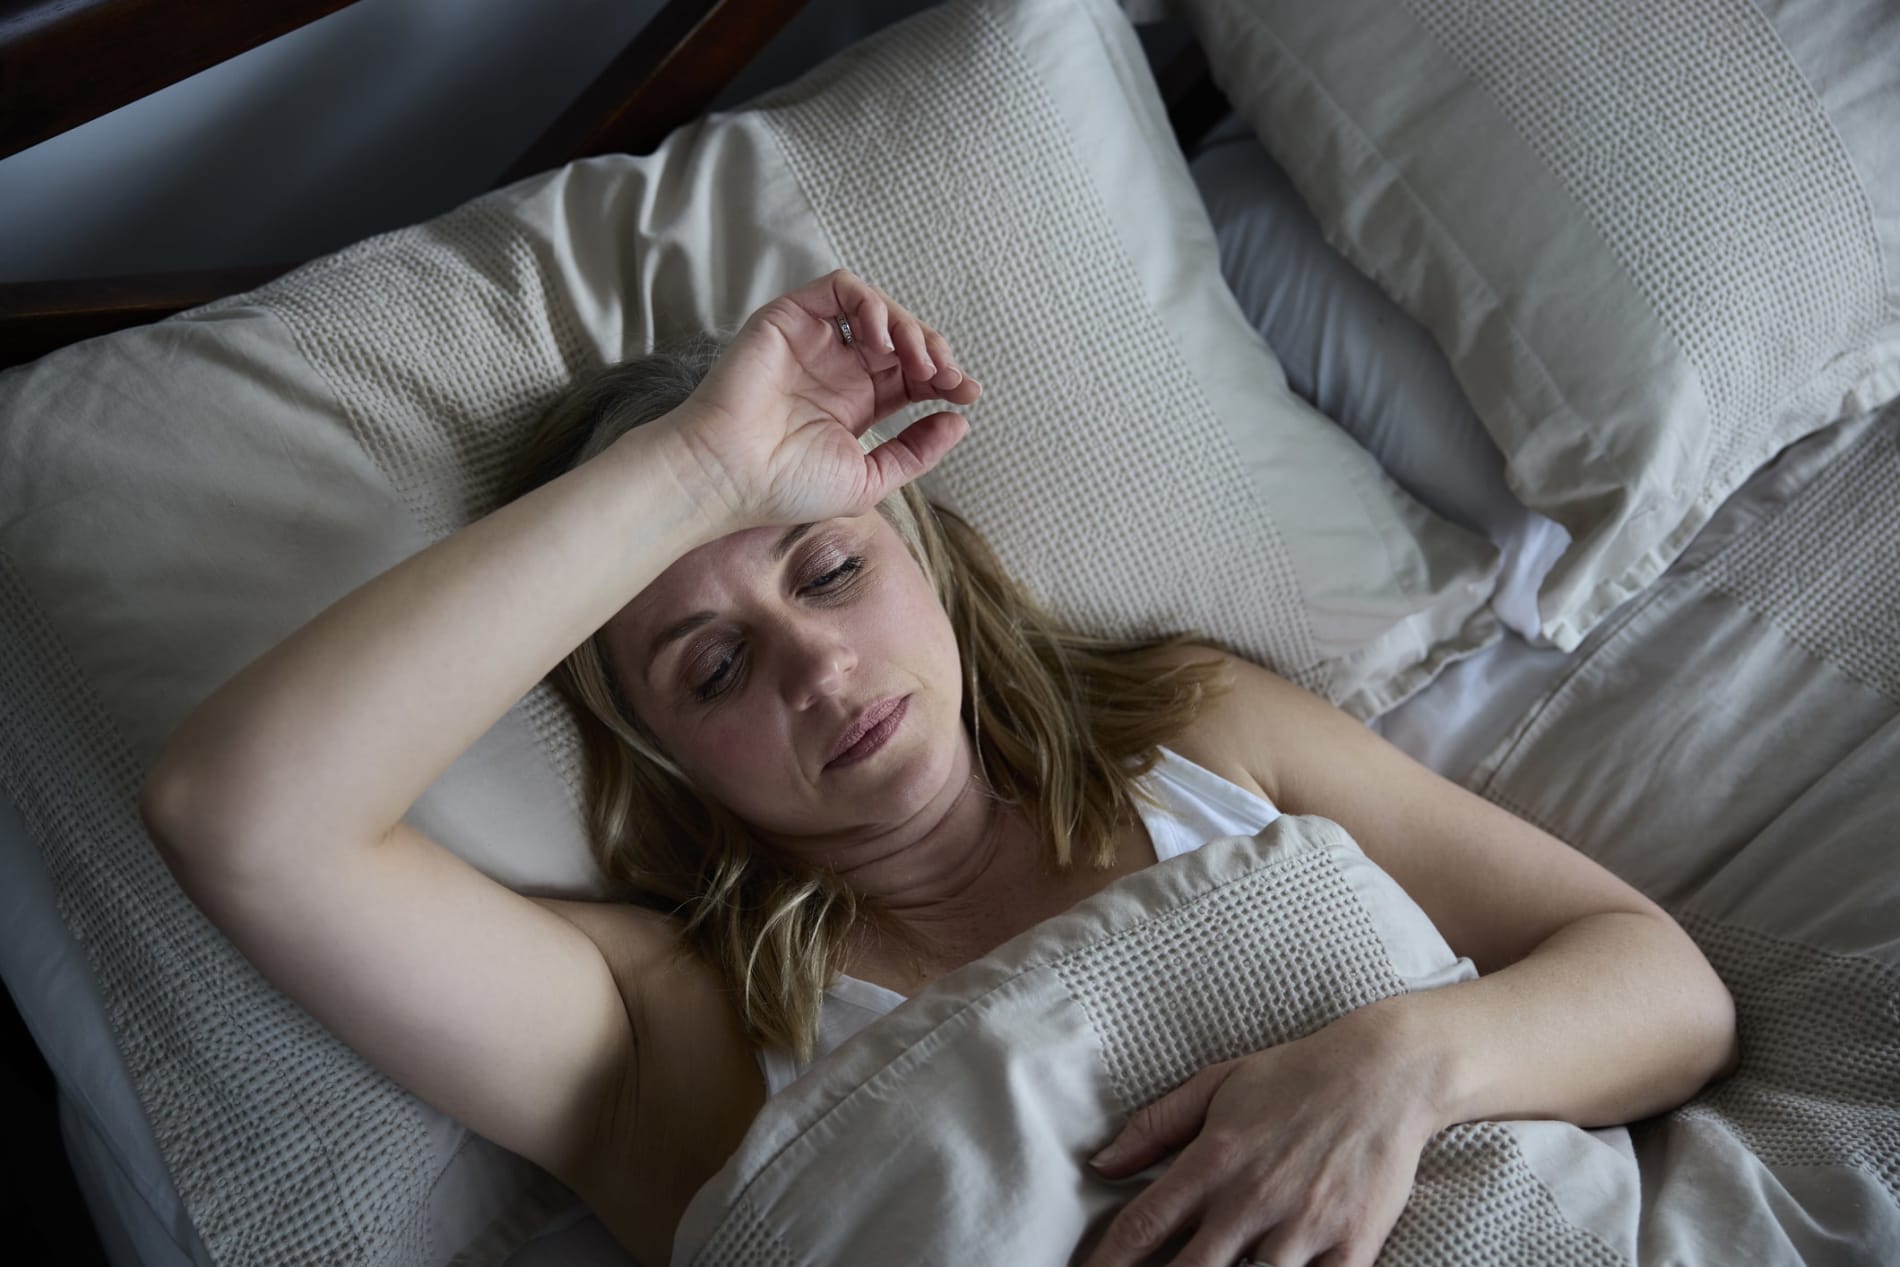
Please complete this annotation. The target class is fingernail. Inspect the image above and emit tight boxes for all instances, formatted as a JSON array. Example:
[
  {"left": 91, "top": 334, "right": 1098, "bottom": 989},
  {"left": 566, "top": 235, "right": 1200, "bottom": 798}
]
[
  {"left": 1087, "top": 1147, "right": 1117, "bottom": 1169},
  {"left": 882, "top": 332, "right": 896, "bottom": 351}
]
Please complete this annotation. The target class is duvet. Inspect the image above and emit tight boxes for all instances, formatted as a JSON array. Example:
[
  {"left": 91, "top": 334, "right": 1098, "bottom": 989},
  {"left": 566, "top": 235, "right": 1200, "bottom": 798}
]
[
  {"left": 675, "top": 401, "right": 1900, "bottom": 1267},
  {"left": 673, "top": 813, "right": 1641, "bottom": 1265}
]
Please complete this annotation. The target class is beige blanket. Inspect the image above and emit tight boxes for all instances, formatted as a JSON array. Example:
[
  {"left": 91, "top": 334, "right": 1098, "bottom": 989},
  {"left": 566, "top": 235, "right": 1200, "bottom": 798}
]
[
  {"left": 674, "top": 400, "right": 1900, "bottom": 1266},
  {"left": 674, "top": 814, "right": 1642, "bottom": 1265},
  {"left": 1465, "top": 400, "right": 1900, "bottom": 1264}
]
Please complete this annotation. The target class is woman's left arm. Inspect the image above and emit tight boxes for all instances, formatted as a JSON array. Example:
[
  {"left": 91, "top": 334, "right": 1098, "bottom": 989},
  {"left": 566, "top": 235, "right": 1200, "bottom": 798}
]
[{"left": 1081, "top": 650, "right": 1739, "bottom": 1267}]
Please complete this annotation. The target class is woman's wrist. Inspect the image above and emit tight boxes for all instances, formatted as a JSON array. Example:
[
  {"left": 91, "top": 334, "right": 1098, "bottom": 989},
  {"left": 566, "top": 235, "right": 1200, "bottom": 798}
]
[
  {"left": 1344, "top": 994, "right": 1464, "bottom": 1140},
  {"left": 600, "top": 406, "right": 747, "bottom": 546}
]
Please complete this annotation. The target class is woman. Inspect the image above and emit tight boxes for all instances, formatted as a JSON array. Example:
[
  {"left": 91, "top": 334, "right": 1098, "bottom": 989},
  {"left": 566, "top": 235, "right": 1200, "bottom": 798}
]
[{"left": 140, "top": 269, "right": 1739, "bottom": 1267}]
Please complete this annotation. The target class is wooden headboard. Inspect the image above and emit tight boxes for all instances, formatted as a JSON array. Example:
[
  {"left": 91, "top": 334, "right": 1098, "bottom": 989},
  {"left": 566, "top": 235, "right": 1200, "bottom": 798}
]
[{"left": 0, "top": 0, "right": 1225, "bottom": 369}]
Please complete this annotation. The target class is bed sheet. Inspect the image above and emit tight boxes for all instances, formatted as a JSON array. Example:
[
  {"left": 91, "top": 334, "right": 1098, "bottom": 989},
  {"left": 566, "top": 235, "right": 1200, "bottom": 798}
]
[
  {"left": 1371, "top": 631, "right": 1574, "bottom": 781},
  {"left": 57, "top": 1093, "right": 205, "bottom": 1267}
]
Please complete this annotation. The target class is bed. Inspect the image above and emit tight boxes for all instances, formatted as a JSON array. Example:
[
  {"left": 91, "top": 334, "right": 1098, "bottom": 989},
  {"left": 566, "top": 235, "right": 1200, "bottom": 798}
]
[{"left": 2, "top": 0, "right": 1896, "bottom": 1264}]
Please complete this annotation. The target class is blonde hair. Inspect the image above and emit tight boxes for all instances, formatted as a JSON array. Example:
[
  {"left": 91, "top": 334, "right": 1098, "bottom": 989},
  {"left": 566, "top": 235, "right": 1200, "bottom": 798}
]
[{"left": 501, "top": 329, "right": 1231, "bottom": 1061}]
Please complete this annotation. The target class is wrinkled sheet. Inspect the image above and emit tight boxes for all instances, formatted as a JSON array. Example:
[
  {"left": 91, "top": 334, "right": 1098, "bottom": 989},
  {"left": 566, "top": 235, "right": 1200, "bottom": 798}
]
[
  {"left": 1463, "top": 401, "right": 1900, "bottom": 1265},
  {"left": 674, "top": 402, "right": 1900, "bottom": 1267}
]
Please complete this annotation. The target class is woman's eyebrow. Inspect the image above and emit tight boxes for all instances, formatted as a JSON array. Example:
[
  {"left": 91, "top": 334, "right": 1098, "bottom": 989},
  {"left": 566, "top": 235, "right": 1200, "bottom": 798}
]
[
  {"left": 770, "top": 521, "right": 816, "bottom": 561},
  {"left": 643, "top": 523, "right": 816, "bottom": 682}
]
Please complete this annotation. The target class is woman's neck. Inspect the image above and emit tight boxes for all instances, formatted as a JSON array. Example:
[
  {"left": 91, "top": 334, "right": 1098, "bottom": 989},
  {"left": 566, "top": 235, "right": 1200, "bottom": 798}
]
[
  {"left": 855, "top": 781, "right": 1039, "bottom": 918},
  {"left": 817, "top": 749, "right": 1052, "bottom": 982}
]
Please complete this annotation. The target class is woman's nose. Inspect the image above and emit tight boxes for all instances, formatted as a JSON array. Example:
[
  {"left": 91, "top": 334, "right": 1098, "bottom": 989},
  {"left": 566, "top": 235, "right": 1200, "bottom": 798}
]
[{"left": 779, "top": 622, "right": 857, "bottom": 710}]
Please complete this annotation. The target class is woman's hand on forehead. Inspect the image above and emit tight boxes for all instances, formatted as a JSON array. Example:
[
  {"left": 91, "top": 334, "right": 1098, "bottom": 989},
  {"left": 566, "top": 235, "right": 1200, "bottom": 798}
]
[{"left": 655, "top": 268, "right": 983, "bottom": 533}]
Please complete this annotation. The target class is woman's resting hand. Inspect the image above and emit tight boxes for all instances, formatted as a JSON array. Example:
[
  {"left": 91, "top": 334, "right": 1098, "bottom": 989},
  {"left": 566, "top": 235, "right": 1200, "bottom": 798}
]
[
  {"left": 1079, "top": 1006, "right": 1441, "bottom": 1267},
  {"left": 659, "top": 267, "right": 982, "bottom": 533}
]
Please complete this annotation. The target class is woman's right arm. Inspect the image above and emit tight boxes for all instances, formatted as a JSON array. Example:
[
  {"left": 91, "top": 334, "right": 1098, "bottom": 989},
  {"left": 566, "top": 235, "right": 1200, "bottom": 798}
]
[
  {"left": 137, "top": 268, "right": 977, "bottom": 1230},
  {"left": 137, "top": 414, "right": 729, "bottom": 1207}
]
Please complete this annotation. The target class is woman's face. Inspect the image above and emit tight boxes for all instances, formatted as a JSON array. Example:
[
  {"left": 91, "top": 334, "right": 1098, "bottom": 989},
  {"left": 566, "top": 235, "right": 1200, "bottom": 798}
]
[{"left": 603, "top": 509, "right": 968, "bottom": 852}]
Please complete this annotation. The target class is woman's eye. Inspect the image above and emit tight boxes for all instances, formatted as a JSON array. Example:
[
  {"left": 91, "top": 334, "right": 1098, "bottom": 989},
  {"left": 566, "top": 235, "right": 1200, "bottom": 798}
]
[
  {"left": 691, "top": 653, "right": 733, "bottom": 702},
  {"left": 804, "top": 555, "right": 863, "bottom": 593},
  {"left": 687, "top": 554, "right": 866, "bottom": 710}
]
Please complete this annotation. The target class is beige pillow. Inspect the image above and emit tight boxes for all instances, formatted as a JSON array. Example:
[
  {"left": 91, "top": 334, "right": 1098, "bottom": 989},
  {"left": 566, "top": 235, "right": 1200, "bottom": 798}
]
[
  {"left": 0, "top": 0, "right": 1497, "bottom": 1260},
  {"left": 1161, "top": 0, "right": 1900, "bottom": 649}
]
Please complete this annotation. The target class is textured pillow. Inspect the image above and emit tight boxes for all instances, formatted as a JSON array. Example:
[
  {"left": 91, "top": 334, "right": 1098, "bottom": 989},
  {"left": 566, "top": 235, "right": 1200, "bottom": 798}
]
[
  {"left": 1160, "top": 0, "right": 1900, "bottom": 650},
  {"left": 0, "top": 0, "right": 1496, "bottom": 1262},
  {"left": 1188, "top": 108, "right": 1570, "bottom": 642}
]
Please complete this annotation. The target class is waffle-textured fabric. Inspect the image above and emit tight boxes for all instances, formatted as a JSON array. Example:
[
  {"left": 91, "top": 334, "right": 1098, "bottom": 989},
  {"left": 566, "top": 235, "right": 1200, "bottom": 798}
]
[
  {"left": 1158, "top": 0, "right": 1900, "bottom": 651},
  {"left": 677, "top": 410, "right": 1900, "bottom": 1267},
  {"left": 1699, "top": 415, "right": 1900, "bottom": 704},
  {"left": 0, "top": 0, "right": 1502, "bottom": 1262},
  {"left": 1467, "top": 398, "right": 1900, "bottom": 1262},
  {"left": 756, "top": 743, "right": 1286, "bottom": 1098},
  {"left": 674, "top": 814, "right": 1638, "bottom": 1266},
  {"left": 753, "top": 0, "right": 1501, "bottom": 715}
]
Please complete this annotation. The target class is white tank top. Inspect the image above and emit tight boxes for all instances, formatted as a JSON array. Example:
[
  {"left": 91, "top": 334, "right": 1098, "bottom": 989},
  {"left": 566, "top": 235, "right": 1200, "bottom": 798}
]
[{"left": 755, "top": 745, "right": 1280, "bottom": 1098}]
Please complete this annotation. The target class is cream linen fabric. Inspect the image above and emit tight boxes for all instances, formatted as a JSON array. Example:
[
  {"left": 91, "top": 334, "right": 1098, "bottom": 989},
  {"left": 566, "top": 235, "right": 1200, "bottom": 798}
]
[
  {"left": 0, "top": 0, "right": 1500, "bottom": 1261},
  {"left": 678, "top": 401, "right": 1900, "bottom": 1264},
  {"left": 1156, "top": 0, "right": 1900, "bottom": 650},
  {"left": 675, "top": 816, "right": 1641, "bottom": 1265},
  {"left": 1464, "top": 400, "right": 1900, "bottom": 1262}
]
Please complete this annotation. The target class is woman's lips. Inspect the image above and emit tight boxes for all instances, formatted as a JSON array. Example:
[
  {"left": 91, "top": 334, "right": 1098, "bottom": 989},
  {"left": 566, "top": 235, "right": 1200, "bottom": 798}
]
[{"left": 826, "top": 696, "right": 910, "bottom": 769}]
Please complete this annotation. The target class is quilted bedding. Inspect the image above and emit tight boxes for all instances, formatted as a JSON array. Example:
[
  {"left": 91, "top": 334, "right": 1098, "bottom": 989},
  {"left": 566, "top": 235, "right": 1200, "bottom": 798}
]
[{"left": 673, "top": 399, "right": 1900, "bottom": 1266}]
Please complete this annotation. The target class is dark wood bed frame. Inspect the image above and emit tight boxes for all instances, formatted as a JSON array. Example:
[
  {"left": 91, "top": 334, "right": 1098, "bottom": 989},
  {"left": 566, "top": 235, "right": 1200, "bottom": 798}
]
[{"left": 0, "top": 0, "right": 1227, "bottom": 370}]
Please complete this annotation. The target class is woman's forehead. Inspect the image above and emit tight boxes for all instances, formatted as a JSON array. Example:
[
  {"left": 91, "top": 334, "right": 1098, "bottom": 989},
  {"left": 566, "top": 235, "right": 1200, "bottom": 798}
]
[
  {"left": 614, "top": 511, "right": 884, "bottom": 638},
  {"left": 654, "top": 514, "right": 870, "bottom": 589},
  {"left": 622, "top": 524, "right": 780, "bottom": 629}
]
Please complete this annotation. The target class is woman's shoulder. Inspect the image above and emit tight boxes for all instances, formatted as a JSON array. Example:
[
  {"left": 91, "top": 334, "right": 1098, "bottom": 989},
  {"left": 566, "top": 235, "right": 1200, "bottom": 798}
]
[{"left": 1128, "top": 640, "right": 1283, "bottom": 805}]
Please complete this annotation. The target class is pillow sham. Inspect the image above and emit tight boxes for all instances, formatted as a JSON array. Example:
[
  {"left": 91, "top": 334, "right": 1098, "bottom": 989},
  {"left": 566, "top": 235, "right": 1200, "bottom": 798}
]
[
  {"left": 0, "top": 0, "right": 1497, "bottom": 1262},
  {"left": 1160, "top": 0, "right": 1900, "bottom": 649},
  {"left": 1188, "top": 108, "right": 1570, "bottom": 642}
]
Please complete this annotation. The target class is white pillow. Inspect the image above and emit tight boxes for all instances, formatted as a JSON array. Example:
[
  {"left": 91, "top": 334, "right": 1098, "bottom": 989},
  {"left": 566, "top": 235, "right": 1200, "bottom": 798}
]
[
  {"left": 0, "top": 0, "right": 1499, "bottom": 1261},
  {"left": 1189, "top": 109, "right": 1569, "bottom": 642},
  {"left": 1163, "top": 0, "right": 1900, "bottom": 650}
]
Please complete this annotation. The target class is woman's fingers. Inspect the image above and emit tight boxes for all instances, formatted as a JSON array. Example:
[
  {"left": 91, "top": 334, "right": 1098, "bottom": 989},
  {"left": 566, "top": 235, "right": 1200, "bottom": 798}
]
[
  {"left": 827, "top": 267, "right": 955, "bottom": 380},
  {"left": 1168, "top": 1219, "right": 1274, "bottom": 1267},
  {"left": 794, "top": 267, "right": 898, "bottom": 373},
  {"left": 852, "top": 288, "right": 897, "bottom": 356},
  {"left": 1080, "top": 1165, "right": 1205, "bottom": 1267},
  {"left": 1090, "top": 1061, "right": 1236, "bottom": 1179},
  {"left": 862, "top": 411, "right": 969, "bottom": 497},
  {"left": 921, "top": 329, "right": 963, "bottom": 390},
  {"left": 891, "top": 312, "right": 937, "bottom": 380},
  {"left": 940, "top": 371, "right": 982, "bottom": 403},
  {"left": 828, "top": 267, "right": 912, "bottom": 367},
  {"left": 1244, "top": 1225, "right": 1351, "bottom": 1267},
  {"left": 815, "top": 266, "right": 983, "bottom": 415}
]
